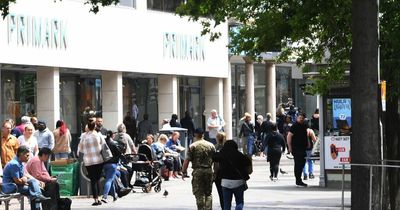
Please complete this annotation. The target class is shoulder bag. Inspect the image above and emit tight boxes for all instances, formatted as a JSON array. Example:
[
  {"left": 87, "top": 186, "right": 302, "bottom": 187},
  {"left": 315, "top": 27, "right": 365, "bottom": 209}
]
[{"left": 101, "top": 138, "right": 113, "bottom": 162}]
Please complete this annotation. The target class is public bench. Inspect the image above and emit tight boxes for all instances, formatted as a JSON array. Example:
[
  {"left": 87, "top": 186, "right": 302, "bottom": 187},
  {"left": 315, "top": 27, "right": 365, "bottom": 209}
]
[{"left": 0, "top": 183, "right": 25, "bottom": 210}]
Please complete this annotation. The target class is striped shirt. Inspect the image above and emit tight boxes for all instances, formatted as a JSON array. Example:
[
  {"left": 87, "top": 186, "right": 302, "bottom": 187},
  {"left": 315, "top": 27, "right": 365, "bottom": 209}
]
[{"left": 78, "top": 131, "right": 104, "bottom": 166}]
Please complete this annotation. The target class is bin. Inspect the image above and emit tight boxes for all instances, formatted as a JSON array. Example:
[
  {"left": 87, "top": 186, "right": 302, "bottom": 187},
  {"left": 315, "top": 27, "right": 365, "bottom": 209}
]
[{"left": 51, "top": 161, "right": 80, "bottom": 196}]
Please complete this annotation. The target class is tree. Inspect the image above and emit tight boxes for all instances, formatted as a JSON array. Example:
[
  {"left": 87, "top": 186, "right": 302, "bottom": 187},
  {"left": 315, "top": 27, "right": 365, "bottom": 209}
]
[{"left": 177, "top": 0, "right": 390, "bottom": 209}]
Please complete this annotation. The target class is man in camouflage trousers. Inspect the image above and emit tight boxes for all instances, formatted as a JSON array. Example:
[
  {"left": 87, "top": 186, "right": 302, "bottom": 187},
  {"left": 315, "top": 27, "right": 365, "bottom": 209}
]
[{"left": 182, "top": 128, "right": 216, "bottom": 210}]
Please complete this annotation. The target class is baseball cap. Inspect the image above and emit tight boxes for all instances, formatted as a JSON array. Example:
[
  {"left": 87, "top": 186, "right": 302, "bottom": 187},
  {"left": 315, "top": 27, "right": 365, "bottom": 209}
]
[{"left": 194, "top": 128, "right": 204, "bottom": 134}]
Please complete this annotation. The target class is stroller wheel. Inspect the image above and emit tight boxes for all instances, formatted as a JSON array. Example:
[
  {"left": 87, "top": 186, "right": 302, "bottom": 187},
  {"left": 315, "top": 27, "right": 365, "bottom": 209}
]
[
  {"left": 154, "top": 183, "right": 161, "bottom": 193},
  {"left": 142, "top": 184, "right": 152, "bottom": 193}
]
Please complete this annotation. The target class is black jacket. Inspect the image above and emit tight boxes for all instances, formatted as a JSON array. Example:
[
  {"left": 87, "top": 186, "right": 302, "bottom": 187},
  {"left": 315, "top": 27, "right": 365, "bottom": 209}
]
[{"left": 214, "top": 141, "right": 251, "bottom": 180}]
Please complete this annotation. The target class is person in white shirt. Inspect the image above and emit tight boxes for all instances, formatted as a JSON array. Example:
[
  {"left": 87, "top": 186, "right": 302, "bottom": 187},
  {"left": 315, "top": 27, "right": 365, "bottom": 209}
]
[{"left": 207, "top": 109, "right": 225, "bottom": 144}]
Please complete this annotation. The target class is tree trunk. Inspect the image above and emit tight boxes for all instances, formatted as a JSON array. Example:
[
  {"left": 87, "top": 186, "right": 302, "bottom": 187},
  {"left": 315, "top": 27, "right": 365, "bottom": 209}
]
[{"left": 351, "top": 0, "right": 381, "bottom": 209}]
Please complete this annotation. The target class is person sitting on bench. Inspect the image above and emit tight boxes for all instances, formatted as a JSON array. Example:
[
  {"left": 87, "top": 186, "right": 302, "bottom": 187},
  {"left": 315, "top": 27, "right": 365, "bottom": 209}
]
[{"left": 2, "top": 146, "right": 50, "bottom": 210}]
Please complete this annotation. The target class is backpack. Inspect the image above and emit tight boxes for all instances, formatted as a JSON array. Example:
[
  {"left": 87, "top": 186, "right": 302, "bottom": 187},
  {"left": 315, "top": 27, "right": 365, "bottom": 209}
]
[
  {"left": 57, "top": 198, "right": 72, "bottom": 210},
  {"left": 114, "top": 133, "right": 127, "bottom": 154}
]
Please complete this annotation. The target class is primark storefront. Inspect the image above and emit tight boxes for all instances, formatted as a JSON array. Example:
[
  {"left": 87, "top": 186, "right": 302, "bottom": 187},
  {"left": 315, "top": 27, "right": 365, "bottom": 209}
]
[{"left": 0, "top": 0, "right": 232, "bottom": 150}]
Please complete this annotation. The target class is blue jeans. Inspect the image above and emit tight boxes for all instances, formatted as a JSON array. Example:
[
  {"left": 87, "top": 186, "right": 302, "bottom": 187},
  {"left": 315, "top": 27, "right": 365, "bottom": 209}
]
[
  {"left": 54, "top": 153, "right": 69, "bottom": 159},
  {"left": 303, "top": 150, "right": 314, "bottom": 176},
  {"left": 3, "top": 179, "right": 42, "bottom": 210},
  {"left": 222, "top": 185, "right": 245, "bottom": 210},
  {"left": 103, "top": 163, "right": 117, "bottom": 199},
  {"left": 246, "top": 135, "right": 255, "bottom": 156}
]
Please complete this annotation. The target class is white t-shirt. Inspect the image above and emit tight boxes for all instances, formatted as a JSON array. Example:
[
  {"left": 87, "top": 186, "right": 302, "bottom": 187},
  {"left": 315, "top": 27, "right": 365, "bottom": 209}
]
[
  {"left": 18, "top": 135, "right": 38, "bottom": 157},
  {"left": 207, "top": 116, "right": 225, "bottom": 139}
]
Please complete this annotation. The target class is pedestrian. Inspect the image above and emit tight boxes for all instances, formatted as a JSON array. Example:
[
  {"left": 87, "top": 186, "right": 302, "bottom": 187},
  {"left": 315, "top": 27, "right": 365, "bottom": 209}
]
[
  {"left": 137, "top": 113, "right": 153, "bottom": 145},
  {"left": 214, "top": 132, "right": 227, "bottom": 209},
  {"left": 1, "top": 121, "right": 20, "bottom": 167},
  {"left": 169, "top": 114, "right": 181, "bottom": 127},
  {"left": 2, "top": 146, "right": 50, "bottom": 210},
  {"left": 287, "top": 113, "right": 309, "bottom": 187},
  {"left": 266, "top": 123, "right": 286, "bottom": 181},
  {"left": 34, "top": 121, "right": 55, "bottom": 171},
  {"left": 207, "top": 109, "right": 225, "bottom": 144},
  {"left": 26, "top": 147, "right": 60, "bottom": 210},
  {"left": 303, "top": 128, "right": 317, "bottom": 180},
  {"left": 18, "top": 123, "right": 39, "bottom": 158},
  {"left": 95, "top": 117, "right": 108, "bottom": 136},
  {"left": 77, "top": 121, "right": 104, "bottom": 206},
  {"left": 53, "top": 120, "right": 72, "bottom": 160},
  {"left": 182, "top": 128, "right": 216, "bottom": 210},
  {"left": 239, "top": 112, "right": 255, "bottom": 157},
  {"left": 213, "top": 140, "right": 252, "bottom": 210},
  {"left": 101, "top": 131, "right": 120, "bottom": 203},
  {"left": 181, "top": 111, "right": 195, "bottom": 144}
]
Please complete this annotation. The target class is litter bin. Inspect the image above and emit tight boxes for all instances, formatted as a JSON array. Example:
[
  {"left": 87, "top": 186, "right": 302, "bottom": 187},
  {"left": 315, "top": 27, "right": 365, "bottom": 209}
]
[{"left": 51, "top": 161, "right": 80, "bottom": 196}]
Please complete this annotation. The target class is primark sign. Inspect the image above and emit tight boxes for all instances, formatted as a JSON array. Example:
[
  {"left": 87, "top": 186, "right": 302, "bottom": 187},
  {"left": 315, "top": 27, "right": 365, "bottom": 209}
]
[
  {"left": 163, "top": 32, "right": 205, "bottom": 61},
  {"left": 7, "top": 13, "right": 68, "bottom": 50}
]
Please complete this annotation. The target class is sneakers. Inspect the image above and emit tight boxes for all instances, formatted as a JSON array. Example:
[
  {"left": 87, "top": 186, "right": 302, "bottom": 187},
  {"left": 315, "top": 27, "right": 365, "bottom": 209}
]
[
  {"left": 272, "top": 177, "right": 278, "bottom": 182},
  {"left": 303, "top": 175, "right": 308, "bottom": 180},
  {"left": 269, "top": 175, "right": 273, "bottom": 181},
  {"left": 309, "top": 174, "right": 315, "bottom": 179},
  {"left": 296, "top": 182, "right": 308, "bottom": 187},
  {"left": 101, "top": 198, "right": 108, "bottom": 204},
  {"left": 33, "top": 195, "right": 51, "bottom": 202}
]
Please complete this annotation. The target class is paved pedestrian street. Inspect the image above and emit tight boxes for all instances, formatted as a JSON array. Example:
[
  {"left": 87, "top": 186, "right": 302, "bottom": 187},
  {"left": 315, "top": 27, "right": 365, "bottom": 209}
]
[{"left": 5, "top": 155, "right": 350, "bottom": 210}]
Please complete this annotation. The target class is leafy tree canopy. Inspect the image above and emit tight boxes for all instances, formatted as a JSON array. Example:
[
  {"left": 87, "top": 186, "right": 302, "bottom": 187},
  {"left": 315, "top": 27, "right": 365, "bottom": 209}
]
[{"left": 177, "top": 0, "right": 352, "bottom": 94}]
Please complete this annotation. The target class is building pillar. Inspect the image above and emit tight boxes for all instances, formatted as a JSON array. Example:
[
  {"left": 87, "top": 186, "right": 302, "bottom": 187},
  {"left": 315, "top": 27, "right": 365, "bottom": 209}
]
[
  {"left": 265, "top": 60, "right": 277, "bottom": 121},
  {"left": 102, "top": 71, "right": 123, "bottom": 131},
  {"left": 136, "top": 0, "right": 147, "bottom": 11},
  {"left": 37, "top": 67, "right": 60, "bottom": 130},
  {"left": 205, "top": 77, "right": 224, "bottom": 128},
  {"left": 224, "top": 66, "right": 233, "bottom": 140},
  {"left": 244, "top": 57, "right": 255, "bottom": 123},
  {"left": 158, "top": 75, "right": 178, "bottom": 130}
]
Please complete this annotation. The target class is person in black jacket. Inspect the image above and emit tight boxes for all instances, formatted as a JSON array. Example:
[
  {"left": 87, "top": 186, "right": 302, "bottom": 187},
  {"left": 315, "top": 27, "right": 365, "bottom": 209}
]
[
  {"left": 180, "top": 111, "right": 195, "bottom": 144},
  {"left": 214, "top": 140, "right": 251, "bottom": 210},
  {"left": 266, "top": 123, "right": 286, "bottom": 181},
  {"left": 101, "top": 131, "right": 120, "bottom": 203}
]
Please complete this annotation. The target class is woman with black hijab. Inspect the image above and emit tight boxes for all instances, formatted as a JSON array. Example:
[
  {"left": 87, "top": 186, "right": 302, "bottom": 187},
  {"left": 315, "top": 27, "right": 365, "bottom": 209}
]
[{"left": 214, "top": 140, "right": 251, "bottom": 210}]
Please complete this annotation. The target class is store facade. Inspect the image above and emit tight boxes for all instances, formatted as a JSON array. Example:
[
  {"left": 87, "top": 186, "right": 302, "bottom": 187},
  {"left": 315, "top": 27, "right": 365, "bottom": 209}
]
[{"left": 0, "top": 0, "right": 231, "bottom": 143}]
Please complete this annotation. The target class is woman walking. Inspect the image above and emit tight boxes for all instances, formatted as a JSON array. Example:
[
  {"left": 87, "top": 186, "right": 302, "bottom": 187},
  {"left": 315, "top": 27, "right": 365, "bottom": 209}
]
[
  {"left": 214, "top": 140, "right": 252, "bottom": 210},
  {"left": 78, "top": 121, "right": 104, "bottom": 206},
  {"left": 266, "top": 123, "right": 286, "bottom": 181},
  {"left": 101, "top": 130, "right": 121, "bottom": 203},
  {"left": 53, "top": 120, "right": 72, "bottom": 159}
]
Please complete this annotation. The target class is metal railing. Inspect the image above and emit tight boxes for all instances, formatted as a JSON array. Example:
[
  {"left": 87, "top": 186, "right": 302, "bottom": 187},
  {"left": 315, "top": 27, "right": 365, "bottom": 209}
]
[{"left": 340, "top": 160, "right": 400, "bottom": 210}]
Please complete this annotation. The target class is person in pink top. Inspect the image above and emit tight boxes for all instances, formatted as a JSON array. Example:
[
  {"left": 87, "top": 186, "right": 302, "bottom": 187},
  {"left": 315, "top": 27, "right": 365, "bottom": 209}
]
[{"left": 26, "top": 148, "right": 60, "bottom": 210}]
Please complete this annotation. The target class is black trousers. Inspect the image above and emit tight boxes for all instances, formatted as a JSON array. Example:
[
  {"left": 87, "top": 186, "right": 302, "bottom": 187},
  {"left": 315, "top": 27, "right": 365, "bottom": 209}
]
[
  {"left": 214, "top": 178, "right": 224, "bottom": 210},
  {"left": 42, "top": 182, "right": 60, "bottom": 210},
  {"left": 86, "top": 163, "right": 104, "bottom": 199},
  {"left": 269, "top": 151, "right": 282, "bottom": 178},
  {"left": 293, "top": 151, "right": 306, "bottom": 183}
]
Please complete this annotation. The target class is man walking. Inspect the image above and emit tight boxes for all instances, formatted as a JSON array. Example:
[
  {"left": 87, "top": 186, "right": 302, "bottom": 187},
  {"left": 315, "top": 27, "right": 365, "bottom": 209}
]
[
  {"left": 287, "top": 113, "right": 309, "bottom": 187},
  {"left": 182, "top": 128, "right": 216, "bottom": 210},
  {"left": 207, "top": 109, "right": 225, "bottom": 144}
]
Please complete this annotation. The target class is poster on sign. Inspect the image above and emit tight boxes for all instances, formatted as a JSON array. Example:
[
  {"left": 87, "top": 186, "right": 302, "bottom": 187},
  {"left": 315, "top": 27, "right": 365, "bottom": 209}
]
[{"left": 324, "top": 136, "right": 351, "bottom": 169}]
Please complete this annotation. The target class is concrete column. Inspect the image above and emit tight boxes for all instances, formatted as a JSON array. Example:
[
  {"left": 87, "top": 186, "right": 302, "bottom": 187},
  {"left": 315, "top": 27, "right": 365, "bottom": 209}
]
[
  {"left": 223, "top": 66, "right": 233, "bottom": 140},
  {"left": 135, "top": 0, "right": 147, "bottom": 11},
  {"left": 265, "top": 60, "right": 277, "bottom": 122},
  {"left": 158, "top": 75, "right": 178, "bottom": 130},
  {"left": 244, "top": 57, "right": 255, "bottom": 123},
  {"left": 318, "top": 94, "right": 325, "bottom": 187},
  {"left": 37, "top": 67, "right": 60, "bottom": 130},
  {"left": 204, "top": 77, "right": 224, "bottom": 128},
  {"left": 102, "top": 71, "right": 123, "bottom": 131}
]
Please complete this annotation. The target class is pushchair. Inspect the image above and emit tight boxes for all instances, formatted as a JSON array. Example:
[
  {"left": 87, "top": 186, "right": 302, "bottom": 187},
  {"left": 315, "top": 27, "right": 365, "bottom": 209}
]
[{"left": 125, "top": 144, "right": 162, "bottom": 193}]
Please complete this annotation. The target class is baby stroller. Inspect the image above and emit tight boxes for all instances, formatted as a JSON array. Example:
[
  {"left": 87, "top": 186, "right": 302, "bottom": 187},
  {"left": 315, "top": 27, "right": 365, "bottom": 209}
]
[{"left": 126, "top": 144, "right": 162, "bottom": 193}]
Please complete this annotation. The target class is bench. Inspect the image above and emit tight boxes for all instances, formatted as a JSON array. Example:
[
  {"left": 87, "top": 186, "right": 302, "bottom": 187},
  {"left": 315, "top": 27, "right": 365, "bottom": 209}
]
[{"left": 0, "top": 183, "right": 24, "bottom": 210}]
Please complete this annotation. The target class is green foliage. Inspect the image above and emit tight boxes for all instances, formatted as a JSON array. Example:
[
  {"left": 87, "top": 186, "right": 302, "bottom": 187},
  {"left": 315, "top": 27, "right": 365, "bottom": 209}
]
[
  {"left": 1, "top": 0, "right": 120, "bottom": 19},
  {"left": 177, "top": 0, "right": 352, "bottom": 94},
  {"left": 380, "top": 0, "right": 400, "bottom": 99}
]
